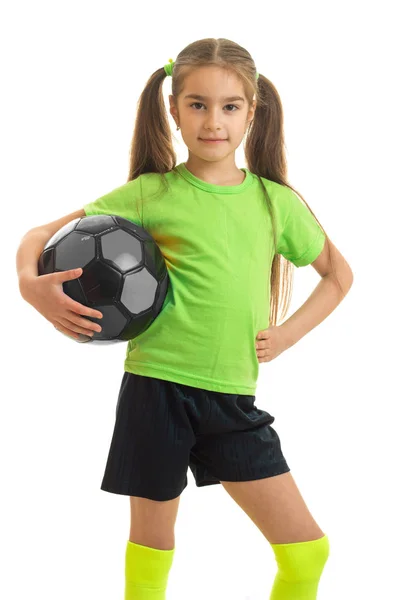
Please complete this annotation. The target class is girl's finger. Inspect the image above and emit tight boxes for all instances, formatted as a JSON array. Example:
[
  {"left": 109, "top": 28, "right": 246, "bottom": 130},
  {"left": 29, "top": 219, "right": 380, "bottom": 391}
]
[
  {"left": 57, "top": 316, "right": 95, "bottom": 337},
  {"left": 65, "top": 310, "right": 102, "bottom": 333},
  {"left": 50, "top": 268, "right": 82, "bottom": 283},
  {"left": 53, "top": 323, "right": 80, "bottom": 340},
  {"left": 64, "top": 298, "right": 103, "bottom": 320}
]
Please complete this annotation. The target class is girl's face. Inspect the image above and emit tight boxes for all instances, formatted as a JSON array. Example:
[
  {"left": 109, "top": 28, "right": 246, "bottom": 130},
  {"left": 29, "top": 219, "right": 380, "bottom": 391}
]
[{"left": 169, "top": 66, "right": 256, "bottom": 163}]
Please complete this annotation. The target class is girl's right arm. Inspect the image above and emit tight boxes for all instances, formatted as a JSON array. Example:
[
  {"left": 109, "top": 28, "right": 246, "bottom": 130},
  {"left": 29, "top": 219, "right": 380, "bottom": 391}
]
[{"left": 16, "top": 209, "right": 103, "bottom": 340}]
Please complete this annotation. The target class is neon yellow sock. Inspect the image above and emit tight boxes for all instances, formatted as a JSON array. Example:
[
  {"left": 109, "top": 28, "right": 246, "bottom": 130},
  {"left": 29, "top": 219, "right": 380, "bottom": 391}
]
[
  {"left": 125, "top": 540, "right": 175, "bottom": 600},
  {"left": 269, "top": 534, "right": 330, "bottom": 599}
]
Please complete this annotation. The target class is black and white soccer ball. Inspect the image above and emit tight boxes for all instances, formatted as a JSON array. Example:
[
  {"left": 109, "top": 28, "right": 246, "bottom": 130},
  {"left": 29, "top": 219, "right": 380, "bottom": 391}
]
[{"left": 38, "top": 215, "right": 169, "bottom": 344}]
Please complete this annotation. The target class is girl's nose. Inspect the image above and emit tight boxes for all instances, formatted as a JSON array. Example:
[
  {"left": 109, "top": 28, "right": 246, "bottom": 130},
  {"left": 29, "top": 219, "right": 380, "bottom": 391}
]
[{"left": 204, "top": 111, "right": 222, "bottom": 129}]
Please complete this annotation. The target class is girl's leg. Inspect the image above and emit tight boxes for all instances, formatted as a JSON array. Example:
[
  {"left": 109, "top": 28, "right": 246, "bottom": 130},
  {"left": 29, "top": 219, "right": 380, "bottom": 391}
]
[
  {"left": 125, "top": 494, "right": 181, "bottom": 599},
  {"left": 221, "top": 472, "right": 330, "bottom": 599}
]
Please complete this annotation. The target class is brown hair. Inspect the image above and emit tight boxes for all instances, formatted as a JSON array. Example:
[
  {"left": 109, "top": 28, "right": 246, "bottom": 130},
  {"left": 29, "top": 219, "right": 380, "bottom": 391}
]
[{"left": 127, "top": 37, "right": 343, "bottom": 326}]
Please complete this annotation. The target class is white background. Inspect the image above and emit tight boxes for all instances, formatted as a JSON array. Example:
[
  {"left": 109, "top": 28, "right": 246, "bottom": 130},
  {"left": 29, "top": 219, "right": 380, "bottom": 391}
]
[{"left": 2, "top": 1, "right": 399, "bottom": 599}]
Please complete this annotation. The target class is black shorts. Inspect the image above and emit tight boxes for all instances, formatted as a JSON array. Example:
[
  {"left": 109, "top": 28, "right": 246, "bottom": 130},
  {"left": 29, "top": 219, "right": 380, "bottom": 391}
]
[{"left": 101, "top": 371, "right": 290, "bottom": 501}]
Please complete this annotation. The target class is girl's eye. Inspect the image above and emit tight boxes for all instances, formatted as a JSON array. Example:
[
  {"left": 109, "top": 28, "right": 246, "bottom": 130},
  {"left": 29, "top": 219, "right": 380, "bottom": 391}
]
[{"left": 190, "top": 103, "right": 239, "bottom": 112}]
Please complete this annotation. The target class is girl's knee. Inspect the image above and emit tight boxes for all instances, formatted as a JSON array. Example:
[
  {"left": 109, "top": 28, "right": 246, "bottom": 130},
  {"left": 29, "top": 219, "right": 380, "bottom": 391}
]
[{"left": 270, "top": 534, "right": 330, "bottom": 582}]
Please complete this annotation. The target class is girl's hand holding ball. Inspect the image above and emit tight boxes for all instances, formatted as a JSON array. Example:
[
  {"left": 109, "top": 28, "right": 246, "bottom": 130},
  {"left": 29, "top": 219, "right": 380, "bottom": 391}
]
[{"left": 20, "top": 268, "right": 103, "bottom": 341}]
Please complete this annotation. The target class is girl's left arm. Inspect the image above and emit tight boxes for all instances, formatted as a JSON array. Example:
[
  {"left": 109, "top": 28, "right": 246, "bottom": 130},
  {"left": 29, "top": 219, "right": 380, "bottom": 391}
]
[{"left": 279, "top": 237, "right": 353, "bottom": 350}]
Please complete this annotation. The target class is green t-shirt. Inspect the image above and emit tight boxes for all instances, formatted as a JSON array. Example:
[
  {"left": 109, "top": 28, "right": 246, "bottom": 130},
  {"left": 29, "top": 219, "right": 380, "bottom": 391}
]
[{"left": 83, "top": 162, "right": 325, "bottom": 394}]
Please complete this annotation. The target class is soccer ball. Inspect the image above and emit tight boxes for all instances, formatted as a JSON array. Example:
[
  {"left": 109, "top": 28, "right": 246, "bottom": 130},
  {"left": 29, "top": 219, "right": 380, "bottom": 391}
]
[{"left": 38, "top": 214, "right": 169, "bottom": 344}]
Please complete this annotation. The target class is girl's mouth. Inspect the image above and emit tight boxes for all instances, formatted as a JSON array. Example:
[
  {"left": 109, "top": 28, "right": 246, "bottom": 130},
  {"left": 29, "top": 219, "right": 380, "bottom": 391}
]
[{"left": 200, "top": 139, "right": 227, "bottom": 143}]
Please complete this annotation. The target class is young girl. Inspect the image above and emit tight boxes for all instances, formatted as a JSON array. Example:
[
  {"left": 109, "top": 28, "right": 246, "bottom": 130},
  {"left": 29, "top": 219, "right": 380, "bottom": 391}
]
[{"left": 17, "top": 38, "right": 353, "bottom": 599}]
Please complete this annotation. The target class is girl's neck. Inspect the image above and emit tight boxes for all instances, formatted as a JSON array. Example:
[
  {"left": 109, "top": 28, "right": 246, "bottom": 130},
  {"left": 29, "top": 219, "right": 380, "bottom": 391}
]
[{"left": 184, "top": 160, "right": 245, "bottom": 186}]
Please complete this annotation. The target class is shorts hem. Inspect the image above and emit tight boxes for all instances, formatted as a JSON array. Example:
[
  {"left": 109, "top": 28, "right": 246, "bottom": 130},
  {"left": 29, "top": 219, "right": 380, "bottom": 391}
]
[
  {"left": 196, "top": 479, "right": 221, "bottom": 487},
  {"left": 197, "top": 461, "right": 290, "bottom": 487},
  {"left": 100, "top": 482, "right": 187, "bottom": 501}
]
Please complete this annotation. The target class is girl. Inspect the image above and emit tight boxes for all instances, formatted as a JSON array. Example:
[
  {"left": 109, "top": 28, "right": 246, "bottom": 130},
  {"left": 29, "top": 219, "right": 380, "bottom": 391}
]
[{"left": 16, "top": 38, "right": 353, "bottom": 599}]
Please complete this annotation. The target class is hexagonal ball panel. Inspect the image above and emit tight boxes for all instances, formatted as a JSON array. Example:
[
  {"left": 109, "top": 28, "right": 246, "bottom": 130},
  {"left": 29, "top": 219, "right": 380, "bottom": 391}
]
[
  {"left": 75, "top": 214, "right": 116, "bottom": 235},
  {"left": 80, "top": 260, "right": 122, "bottom": 303},
  {"left": 101, "top": 229, "right": 143, "bottom": 272},
  {"left": 142, "top": 239, "right": 166, "bottom": 279},
  {"left": 113, "top": 215, "right": 153, "bottom": 241},
  {"left": 45, "top": 218, "right": 80, "bottom": 249},
  {"left": 63, "top": 277, "right": 87, "bottom": 305},
  {"left": 89, "top": 304, "right": 127, "bottom": 339},
  {"left": 55, "top": 231, "right": 96, "bottom": 271},
  {"left": 121, "top": 267, "right": 158, "bottom": 314},
  {"left": 121, "top": 310, "right": 156, "bottom": 341}
]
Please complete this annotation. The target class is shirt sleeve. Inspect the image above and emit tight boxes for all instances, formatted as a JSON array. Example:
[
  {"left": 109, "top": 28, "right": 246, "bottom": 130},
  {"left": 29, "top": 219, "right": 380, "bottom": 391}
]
[
  {"left": 83, "top": 176, "right": 144, "bottom": 228},
  {"left": 276, "top": 187, "right": 326, "bottom": 267}
]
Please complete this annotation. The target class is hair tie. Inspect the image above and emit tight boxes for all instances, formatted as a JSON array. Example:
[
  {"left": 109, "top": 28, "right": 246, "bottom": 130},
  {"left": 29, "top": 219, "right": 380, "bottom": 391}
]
[
  {"left": 164, "top": 58, "right": 174, "bottom": 77},
  {"left": 164, "top": 58, "right": 259, "bottom": 80}
]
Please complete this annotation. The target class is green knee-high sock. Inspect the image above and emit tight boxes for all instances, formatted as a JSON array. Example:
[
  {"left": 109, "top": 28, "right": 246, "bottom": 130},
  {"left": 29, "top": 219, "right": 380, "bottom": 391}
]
[
  {"left": 269, "top": 534, "right": 330, "bottom": 600},
  {"left": 125, "top": 540, "right": 175, "bottom": 600}
]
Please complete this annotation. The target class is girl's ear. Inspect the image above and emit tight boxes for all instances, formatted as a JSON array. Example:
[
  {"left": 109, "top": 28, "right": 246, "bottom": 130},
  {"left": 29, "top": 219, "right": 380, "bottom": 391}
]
[{"left": 169, "top": 95, "right": 178, "bottom": 120}]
